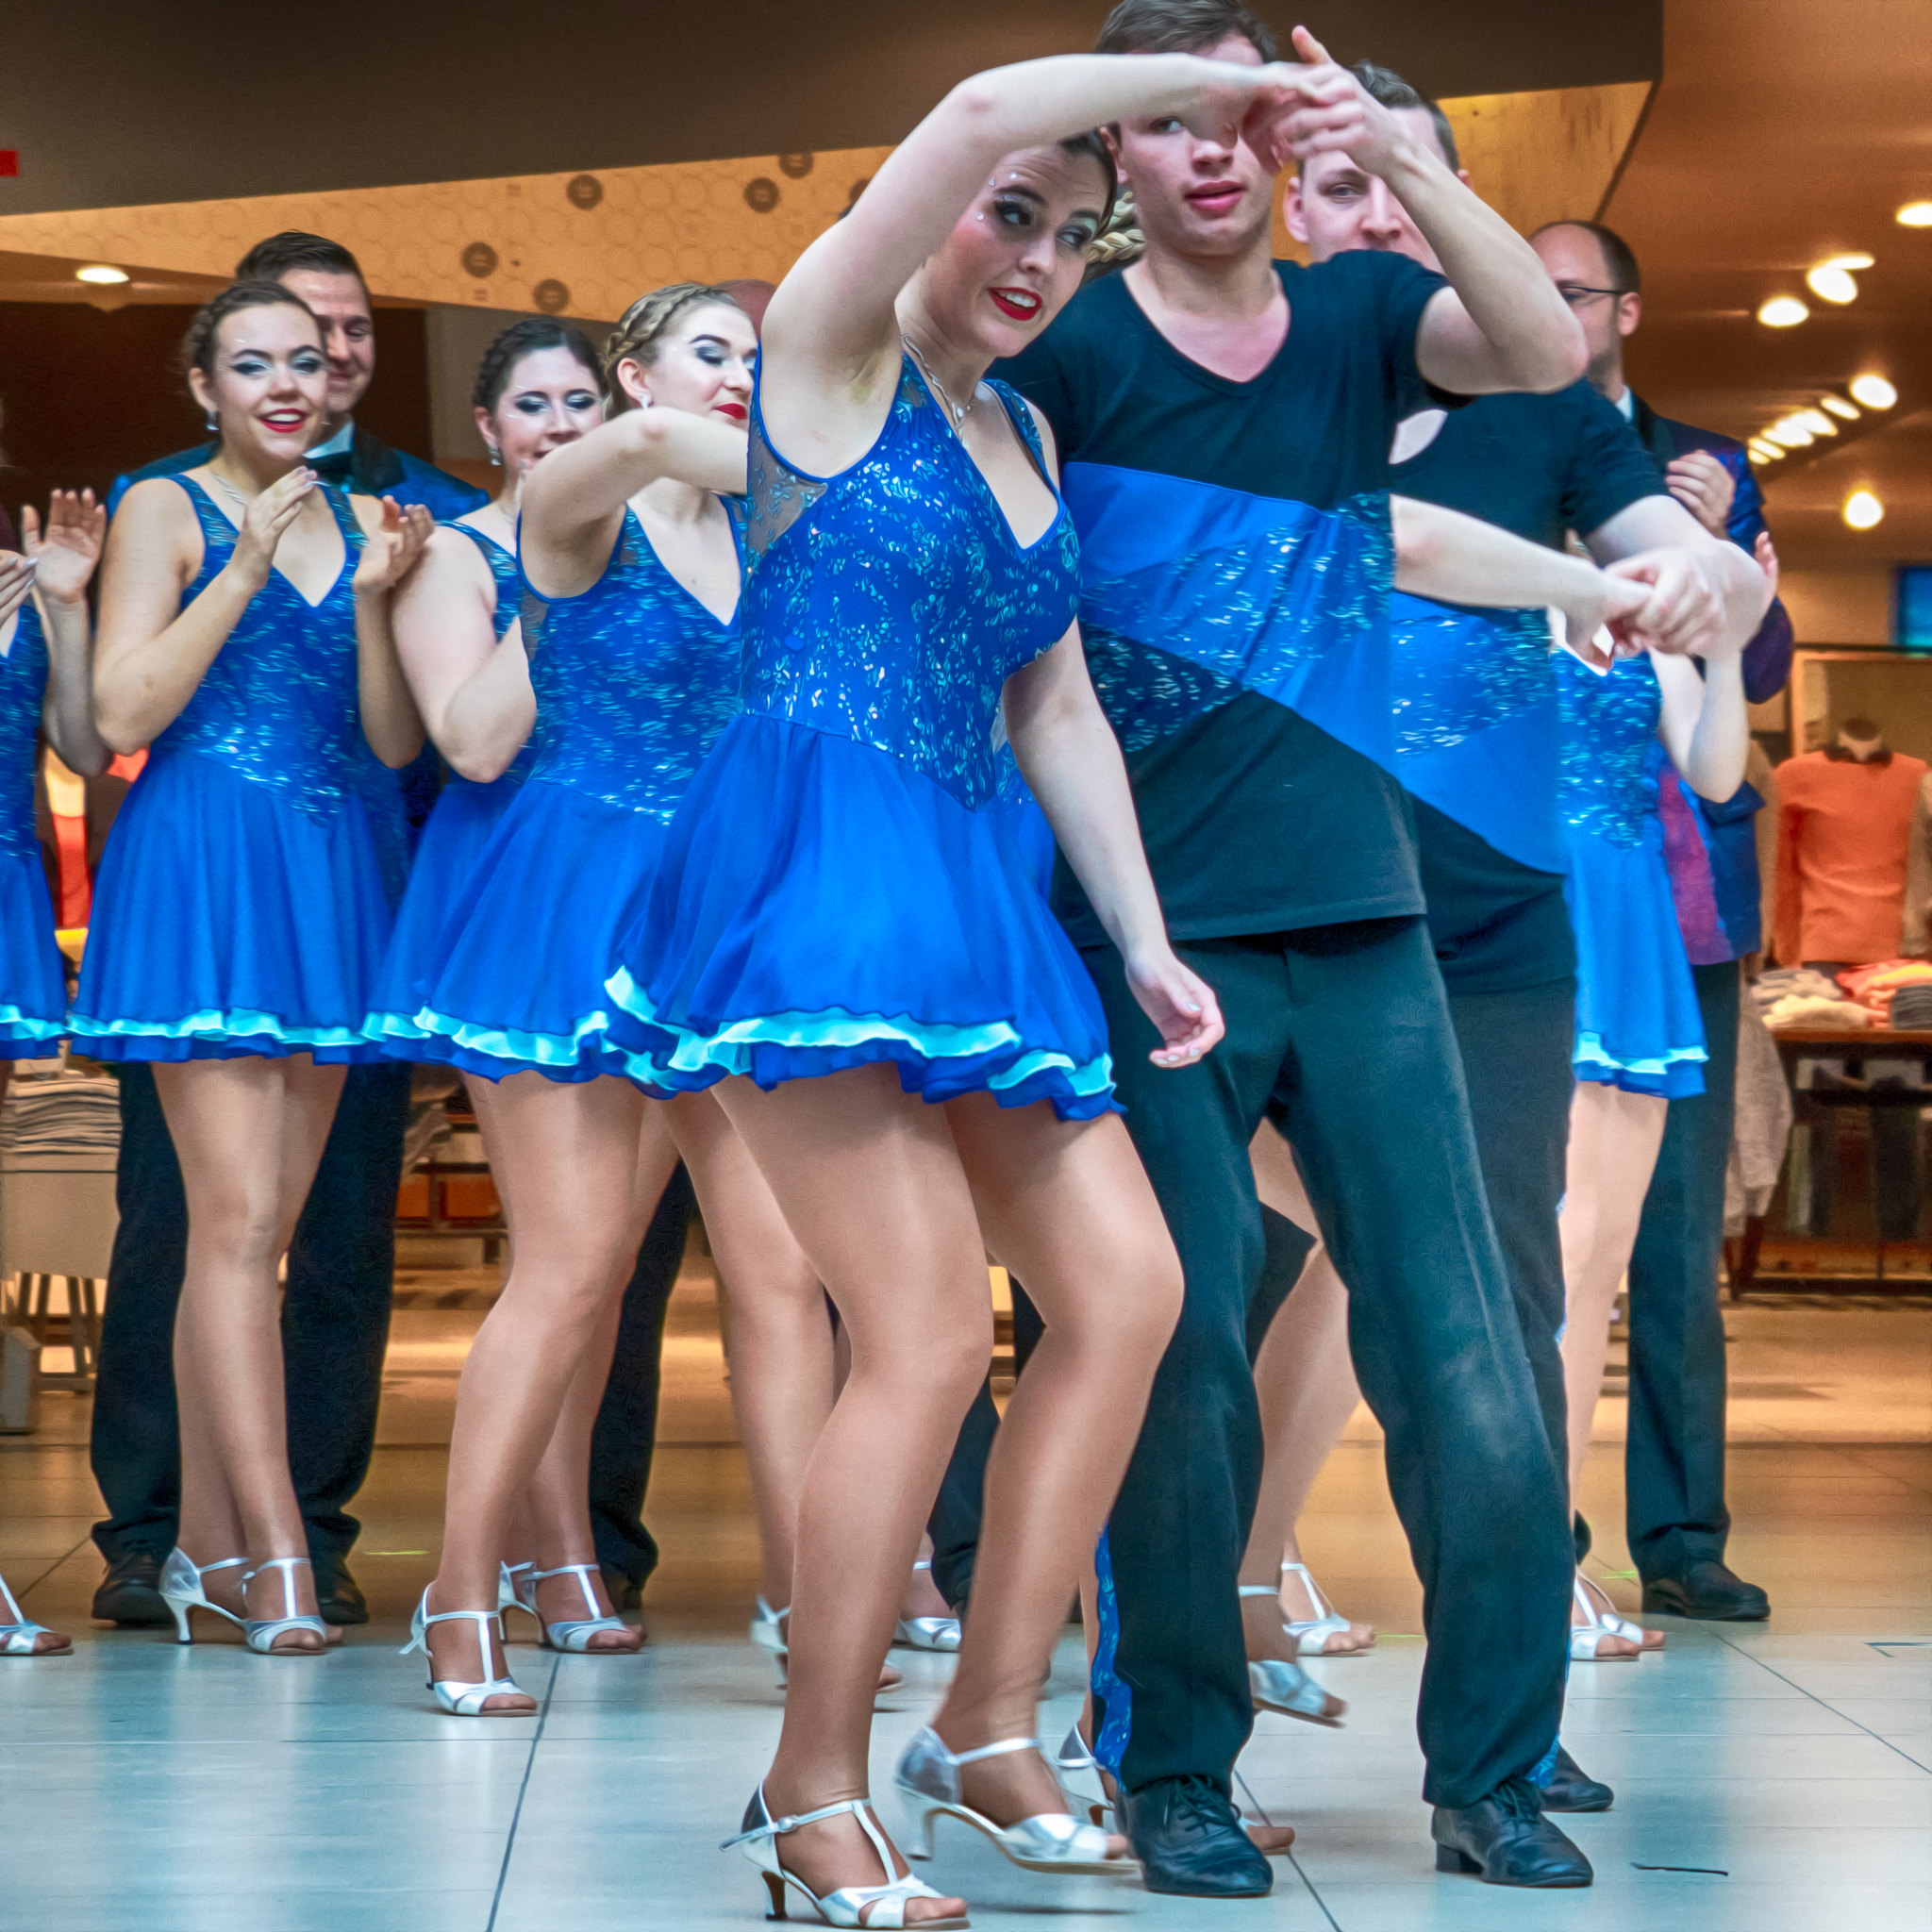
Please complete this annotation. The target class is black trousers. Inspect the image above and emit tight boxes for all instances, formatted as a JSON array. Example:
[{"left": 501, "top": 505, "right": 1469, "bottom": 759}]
[
  {"left": 1089, "top": 919, "right": 1572, "bottom": 1809},
  {"left": 91, "top": 1060, "right": 411, "bottom": 1566},
  {"left": 1624, "top": 960, "right": 1739, "bottom": 1579}
]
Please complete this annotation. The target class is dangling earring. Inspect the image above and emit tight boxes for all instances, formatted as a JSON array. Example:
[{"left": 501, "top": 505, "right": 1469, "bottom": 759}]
[
  {"left": 204, "top": 414, "right": 219, "bottom": 435},
  {"left": 485, "top": 441, "right": 502, "bottom": 466}
]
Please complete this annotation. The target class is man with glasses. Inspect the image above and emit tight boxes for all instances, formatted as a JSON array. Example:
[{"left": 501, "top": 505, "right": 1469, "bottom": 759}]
[{"left": 1530, "top": 219, "right": 1789, "bottom": 1624}]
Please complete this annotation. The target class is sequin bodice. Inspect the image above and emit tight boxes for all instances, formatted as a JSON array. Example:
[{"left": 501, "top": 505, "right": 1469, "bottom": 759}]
[
  {"left": 517, "top": 507, "right": 741, "bottom": 819},
  {"left": 153, "top": 477, "right": 369, "bottom": 822},
  {"left": 0, "top": 600, "right": 47, "bottom": 862},
  {"left": 1558, "top": 650, "right": 1663, "bottom": 848},
  {"left": 444, "top": 520, "right": 537, "bottom": 787},
  {"left": 742, "top": 358, "right": 1081, "bottom": 809}
]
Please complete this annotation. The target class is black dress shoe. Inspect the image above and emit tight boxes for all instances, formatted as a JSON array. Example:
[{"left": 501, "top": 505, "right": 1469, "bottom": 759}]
[
  {"left": 1641, "top": 1560, "right": 1769, "bottom": 1621},
  {"left": 1124, "top": 1775, "right": 1274, "bottom": 1897},
  {"left": 601, "top": 1564, "right": 642, "bottom": 1612},
  {"left": 92, "top": 1551, "right": 173, "bottom": 1626},
  {"left": 311, "top": 1551, "right": 369, "bottom": 1626},
  {"left": 1538, "top": 1745, "right": 1613, "bottom": 1813},
  {"left": 1573, "top": 1511, "right": 1591, "bottom": 1563},
  {"left": 1432, "top": 1778, "right": 1592, "bottom": 1887}
]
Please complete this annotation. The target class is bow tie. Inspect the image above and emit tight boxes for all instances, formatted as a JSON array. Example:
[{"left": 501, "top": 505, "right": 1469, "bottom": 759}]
[{"left": 307, "top": 448, "right": 356, "bottom": 488}]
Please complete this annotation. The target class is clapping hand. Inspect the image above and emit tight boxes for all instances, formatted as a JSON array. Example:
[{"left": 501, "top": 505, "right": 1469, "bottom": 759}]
[
  {"left": 21, "top": 490, "right": 108, "bottom": 606},
  {"left": 353, "top": 497, "right": 435, "bottom": 598},
  {"left": 231, "top": 466, "right": 318, "bottom": 591}
]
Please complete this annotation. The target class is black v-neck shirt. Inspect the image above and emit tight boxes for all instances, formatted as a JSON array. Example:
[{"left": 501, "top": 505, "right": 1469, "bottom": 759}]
[{"left": 999, "top": 251, "right": 1455, "bottom": 944}]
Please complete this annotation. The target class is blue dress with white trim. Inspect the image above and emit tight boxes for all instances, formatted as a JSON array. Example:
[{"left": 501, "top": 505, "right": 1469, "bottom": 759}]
[
  {"left": 70, "top": 477, "right": 396, "bottom": 1062},
  {"left": 606, "top": 358, "right": 1114, "bottom": 1119},
  {"left": 0, "top": 602, "right": 69, "bottom": 1058},
  {"left": 366, "top": 522, "right": 536, "bottom": 1050},
  {"left": 1558, "top": 650, "right": 1707, "bottom": 1098},
  {"left": 379, "top": 505, "right": 741, "bottom": 1082}
]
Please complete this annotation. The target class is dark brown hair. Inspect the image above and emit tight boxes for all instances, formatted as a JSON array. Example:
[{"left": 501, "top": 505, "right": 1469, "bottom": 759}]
[
  {"left": 234, "top": 230, "right": 367, "bottom": 291},
  {"left": 1096, "top": 0, "right": 1276, "bottom": 60},
  {"left": 178, "top": 279, "right": 320, "bottom": 381},
  {"left": 1348, "top": 62, "right": 1460, "bottom": 174},
  {"left": 473, "top": 317, "right": 607, "bottom": 415}
]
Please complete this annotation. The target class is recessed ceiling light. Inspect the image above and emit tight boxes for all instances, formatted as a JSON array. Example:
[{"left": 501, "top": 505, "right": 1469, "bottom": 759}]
[
  {"left": 74, "top": 264, "right": 128, "bottom": 285},
  {"left": 1817, "top": 252, "right": 1875, "bottom": 272},
  {"left": 1896, "top": 201, "right": 1932, "bottom": 227},
  {"left": 1849, "top": 374, "right": 1899, "bottom": 409},
  {"left": 1819, "top": 393, "right": 1860, "bottom": 420},
  {"left": 1757, "top": 295, "right": 1809, "bottom": 327},
  {"left": 1805, "top": 266, "right": 1859, "bottom": 304},
  {"left": 1748, "top": 448, "right": 1771, "bottom": 466},
  {"left": 1766, "top": 417, "right": 1815, "bottom": 448},
  {"left": 1747, "top": 438, "right": 1785, "bottom": 461},
  {"left": 1794, "top": 408, "right": 1838, "bottom": 436},
  {"left": 1842, "top": 490, "right": 1884, "bottom": 530}
]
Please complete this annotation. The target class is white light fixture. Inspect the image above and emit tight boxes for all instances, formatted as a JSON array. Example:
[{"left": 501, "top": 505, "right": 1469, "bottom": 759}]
[
  {"left": 1819, "top": 393, "right": 1860, "bottom": 421},
  {"left": 1897, "top": 201, "right": 1932, "bottom": 228},
  {"left": 1747, "top": 438, "right": 1785, "bottom": 461},
  {"left": 1818, "top": 252, "right": 1875, "bottom": 272},
  {"left": 1765, "top": 418, "right": 1815, "bottom": 448},
  {"left": 1842, "top": 490, "right": 1884, "bottom": 530},
  {"left": 74, "top": 264, "right": 128, "bottom": 285},
  {"left": 1805, "top": 265, "right": 1859, "bottom": 304},
  {"left": 1795, "top": 408, "right": 1838, "bottom": 437},
  {"left": 1849, "top": 374, "right": 1899, "bottom": 409},
  {"left": 1748, "top": 448, "right": 1771, "bottom": 466},
  {"left": 1757, "top": 295, "right": 1809, "bottom": 327}
]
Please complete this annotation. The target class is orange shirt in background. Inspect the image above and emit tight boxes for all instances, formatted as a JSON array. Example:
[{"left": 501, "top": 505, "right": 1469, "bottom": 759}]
[{"left": 1774, "top": 748, "right": 1927, "bottom": 966}]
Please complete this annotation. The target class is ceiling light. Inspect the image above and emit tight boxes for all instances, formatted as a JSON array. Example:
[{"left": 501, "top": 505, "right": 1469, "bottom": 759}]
[
  {"left": 1849, "top": 374, "right": 1899, "bottom": 409},
  {"left": 1757, "top": 295, "right": 1809, "bottom": 327},
  {"left": 1842, "top": 490, "right": 1884, "bottom": 530},
  {"left": 1748, "top": 448, "right": 1771, "bottom": 466},
  {"left": 1795, "top": 408, "right": 1838, "bottom": 436},
  {"left": 1748, "top": 438, "right": 1784, "bottom": 461},
  {"left": 1765, "top": 418, "right": 1815, "bottom": 448},
  {"left": 74, "top": 264, "right": 128, "bottom": 285},
  {"left": 1805, "top": 265, "right": 1859, "bottom": 304},
  {"left": 1896, "top": 201, "right": 1932, "bottom": 227},
  {"left": 1817, "top": 252, "right": 1875, "bottom": 272},
  {"left": 1819, "top": 393, "right": 1860, "bottom": 420}
]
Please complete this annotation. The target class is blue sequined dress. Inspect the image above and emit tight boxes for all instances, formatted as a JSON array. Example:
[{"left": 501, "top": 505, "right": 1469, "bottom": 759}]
[
  {"left": 1557, "top": 651, "right": 1706, "bottom": 1098},
  {"left": 69, "top": 477, "right": 396, "bottom": 1062},
  {"left": 367, "top": 522, "right": 536, "bottom": 1048},
  {"left": 606, "top": 358, "right": 1114, "bottom": 1119},
  {"left": 378, "top": 506, "right": 741, "bottom": 1082},
  {"left": 0, "top": 602, "right": 68, "bottom": 1058}
]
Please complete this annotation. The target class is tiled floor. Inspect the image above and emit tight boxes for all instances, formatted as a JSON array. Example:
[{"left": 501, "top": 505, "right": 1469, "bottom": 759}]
[{"left": 2, "top": 1276, "right": 1928, "bottom": 1931}]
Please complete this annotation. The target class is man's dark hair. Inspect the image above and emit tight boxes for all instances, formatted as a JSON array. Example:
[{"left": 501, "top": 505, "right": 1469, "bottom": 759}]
[
  {"left": 1531, "top": 218, "right": 1642, "bottom": 297},
  {"left": 234, "top": 230, "right": 366, "bottom": 290},
  {"left": 1096, "top": 0, "right": 1276, "bottom": 61},
  {"left": 1349, "top": 61, "right": 1459, "bottom": 174}
]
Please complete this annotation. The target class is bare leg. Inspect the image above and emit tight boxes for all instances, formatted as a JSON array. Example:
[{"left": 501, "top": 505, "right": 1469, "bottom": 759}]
[
  {"left": 715, "top": 1065, "right": 987, "bottom": 1925},
  {"left": 1558, "top": 1080, "right": 1668, "bottom": 1658},
  {"left": 1241, "top": 1124, "right": 1374, "bottom": 1659},
  {"left": 156, "top": 1055, "right": 346, "bottom": 1650},
  {"left": 426, "top": 1073, "right": 676, "bottom": 1703},
  {"left": 932, "top": 1094, "right": 1181, "bottom": 1839}
]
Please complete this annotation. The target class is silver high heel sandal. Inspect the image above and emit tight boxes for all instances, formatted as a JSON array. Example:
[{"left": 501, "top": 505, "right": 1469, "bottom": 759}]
[
  {"left": 1241, "top": 1587, "right": 1345, "bottom": 1726},
  {"left": 893, "top": 1559, "right": 961, "bottom": 1653},
  {"left": 159, "top": 1549, "right": 327, "bottom": 1654},
  {"left": 1569, "top": 1574, "right": 1642, "bottom": 1661},
  {"left": 750, "top": 1594, "right": 791, "bottom": 1685},
  {"left": 0, "top": 1572, "right": 70, "bottom": 1656},
  {"left": 724, "top": 1783, "right": 966, "bottom": 1928},
  {"left": 895, "top": 1727, "right": 1131, "bottom": 1875},
  {"left": 498, "top": 1560, "right": 538, "bottom": 1633},
  {"left": 1277, "top": 1560, "right": 1370, "bottom": 1656},
  {"left": 1052, "top": 1724, "right": 1115, "bottom": 1830},
  {"left": 523, "top": 1563, "right": 637, "bottom": 1652},
  {"left": 401, "top": 1589, "right": 533, "bottom": 1715},
  {"left": 1574, "top": 1571, "right": 1663, "bottom": 1652}
]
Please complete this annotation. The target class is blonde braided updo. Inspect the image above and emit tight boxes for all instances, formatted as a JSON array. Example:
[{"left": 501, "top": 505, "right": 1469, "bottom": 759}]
[{"left": 603, "top": 283, "right": 749, "bottom": 408}]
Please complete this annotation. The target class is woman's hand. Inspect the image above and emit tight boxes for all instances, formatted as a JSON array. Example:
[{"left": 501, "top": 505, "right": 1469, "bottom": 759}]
[
  {"left": 1125, "top": 947, "right": 1225, "bottom": 1069},
  {"left": 1755, "top": 529, "right": 1779, "bottom": 604},
  {"left": 0, "top": 552, "right": 32, "bottom": 629},
  {"left": 229, "top": 466, "right": 317, "bottom": 591},
  {"left": 21, "top": 490, "right": 108, "bottom": 606},
  {"left": 353, "top": 496, "right": 436, "bottom": 599},
  {"left": 1560, "top": 571, "right": 1655, "bottom": 669}
]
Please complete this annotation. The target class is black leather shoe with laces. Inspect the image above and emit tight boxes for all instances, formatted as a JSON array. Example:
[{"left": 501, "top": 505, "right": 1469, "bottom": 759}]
[
  {"left": 92, "top": 1551, "right": 173, "bottom": 1626},
  {"left": 1537, "top": 1745, "right": 1614, "bottom": 1813},
  {"left": 1124, "top": 1775, "right": 1274, "bottom": 1897},
  {"left": 1431, "top": 1778, "right": 1592, "bottom": 1887},
  {"left": 1642, "top": 1560, "right": 1769, "bottom": 1621}
]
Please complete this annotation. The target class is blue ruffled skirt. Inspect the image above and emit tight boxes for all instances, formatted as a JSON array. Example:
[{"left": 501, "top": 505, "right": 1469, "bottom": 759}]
[
  {"left": 366, "top": 774, "right": 522, "bottom": 1053},
  {"left": 1563, "top": 815, "right": 1707, "bottom": 1100},
  {"left": 606, "top": 713, "right": 1116, "bottom": 1120},
  {"left": 68, "top": 750, "right": 394, "bottom": 1063},
  {"left": 375, "top": 776, "right": 666, "bottom": 1083},
  {"left": 0, "top": 849, "right": 67, "bottom": 1059}
]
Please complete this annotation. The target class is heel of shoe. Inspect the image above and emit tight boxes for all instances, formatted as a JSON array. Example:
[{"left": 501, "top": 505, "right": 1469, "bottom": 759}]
[
  {"left": 760, "top": 1870, "right": 788, "bottom": 1920},
  {"left": 166, "top": 1598, "right": 192, "bottom": 1645},
  {"left": 904, "top": 1805, "right": 938, "bottom": 1861},
  {"left": 1436, "top": 1844, "right": 1480, "bottom": 1874}
]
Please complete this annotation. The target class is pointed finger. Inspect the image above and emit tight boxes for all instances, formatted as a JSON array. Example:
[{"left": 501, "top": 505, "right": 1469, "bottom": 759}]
[{"left": 1292, "top": 25, "right": 1337, "bottom": 68}]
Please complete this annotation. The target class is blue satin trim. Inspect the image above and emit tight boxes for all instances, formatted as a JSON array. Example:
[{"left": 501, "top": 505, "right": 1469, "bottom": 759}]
[
  {"left": 1061, "top": 463, "right": 1396, "bottom": 761},
  {"left": 0, "top": 1007, "right": 64, "bottom": 1041},
  {"left": 66, "top": 1009, "right": 372, "bottom": 1050},
  {"left": 365, "top": 1005, "right": 613, "bottom": 1070}
]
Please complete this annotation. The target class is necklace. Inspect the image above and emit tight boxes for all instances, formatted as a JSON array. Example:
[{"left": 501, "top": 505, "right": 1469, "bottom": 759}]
[
  {"left": 903, "top": 337, "right": 974, "bottom": 432},
  {"left": 203, "top": 462, "right": 256, "bottom": 515}
]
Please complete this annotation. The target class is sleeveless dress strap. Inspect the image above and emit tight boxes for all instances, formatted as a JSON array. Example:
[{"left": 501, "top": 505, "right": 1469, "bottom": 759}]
[
  {"left": 173, "top": 474, "right": 239, "bottom": 552},
  {"left": 321, "top": 484, "right": 367, "bottom": 554},
  {"left": 984, "top": 378, "right": 1054, "bottom": 489},
  {"left": 443, "top": 519, "right": 513, "bottom": 563}
]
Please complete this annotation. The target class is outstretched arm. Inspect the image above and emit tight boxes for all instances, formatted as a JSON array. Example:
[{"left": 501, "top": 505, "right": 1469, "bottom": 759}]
[
  {"left": 519, "top": 412, "right": 750, "bottom": 600},
  {"left": 23, "top": 492, "right": 111, "bottom": 777},
  {"left": 1273, "top": 28, "right": 1584, "bottom": 395}
]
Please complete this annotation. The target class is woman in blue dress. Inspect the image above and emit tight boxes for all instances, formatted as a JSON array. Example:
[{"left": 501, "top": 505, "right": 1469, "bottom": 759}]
[
  {"left": 75, "top": 280, "right": 431, "bottom": 1654},
  {"left": 1555, "top": 633, "right": 1749, "bottom": 1656},
  {"left": 598, "top": 53, "right": 1362, "bottom": 1927},
  {"left": 0, "top": 488, "right": 110, "bottom": 1658}
]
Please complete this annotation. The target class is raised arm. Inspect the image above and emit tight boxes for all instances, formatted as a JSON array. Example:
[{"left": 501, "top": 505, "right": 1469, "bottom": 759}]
[
  {"left": 1653, "top": 645, "right": 1748, "bottom": 802},
  {"left": 391, "top": 527, "right": 534, "bottom": 783},
  {"left": 93, "top": 471, "right": 314, "bottom": 754},
  {"left": 22, "top": 492, "right": 111, "bottom": 778},
  {"left": 519, "top": 411, "right": 750, "bottom": 599},
  {"left": 349, "top": 495, "right": 434, "bottom": 767},
  {"left": 1274, "top": 29, "right": 1584, "bottom": 395}
]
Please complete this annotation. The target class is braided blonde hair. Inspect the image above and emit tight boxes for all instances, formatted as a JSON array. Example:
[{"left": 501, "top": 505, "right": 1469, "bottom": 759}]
[
  {"left": 1085, "top": 186, "right": 1145, "bottom": 280},
  {"left": 603, "top": 282, "right": 748, "bottom": 408}
]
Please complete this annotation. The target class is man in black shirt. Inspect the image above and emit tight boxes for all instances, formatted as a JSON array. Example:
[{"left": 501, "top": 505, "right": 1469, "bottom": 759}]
[{"left": 1001, "top": 0, "right": 1606, "bottom": 1894}]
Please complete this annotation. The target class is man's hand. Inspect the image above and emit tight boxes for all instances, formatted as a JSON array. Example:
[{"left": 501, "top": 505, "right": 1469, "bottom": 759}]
[
  {"left": 1248, "top": 27, "right": 1424, "bottom": 179},
  {"left": 1604, "top": 548, "right": 1734, "bottom": 658},
  {"left": 1664, "top": 450, "right": 1736, "bottom": 538}
]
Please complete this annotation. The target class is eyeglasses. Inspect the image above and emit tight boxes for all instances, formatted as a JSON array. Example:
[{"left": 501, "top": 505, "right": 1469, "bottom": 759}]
[{"left": 1556, "top": 284, "right": 1628, "bottom": 308}]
